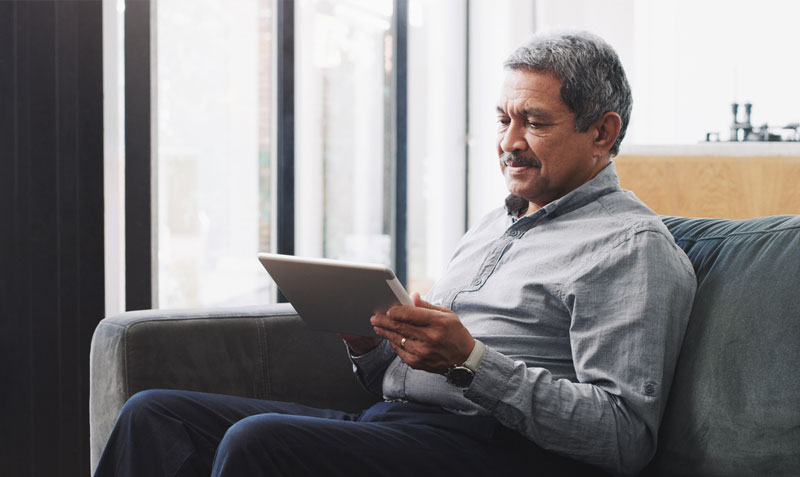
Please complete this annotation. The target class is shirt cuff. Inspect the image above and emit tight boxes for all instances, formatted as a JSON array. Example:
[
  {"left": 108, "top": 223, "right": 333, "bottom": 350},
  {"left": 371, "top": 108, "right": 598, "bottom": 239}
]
[
  {"left": 462, "top": 345, "right": 516, "bottom": 412},
  {"left": 347, "top": 339, "right": 396, "bottom": 375}
]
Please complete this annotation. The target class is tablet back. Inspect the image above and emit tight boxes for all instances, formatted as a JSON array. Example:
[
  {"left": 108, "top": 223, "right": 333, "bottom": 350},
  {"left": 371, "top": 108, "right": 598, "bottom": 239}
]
[{"left": 258, "top": 253, "right": 412, "bottom": 337}]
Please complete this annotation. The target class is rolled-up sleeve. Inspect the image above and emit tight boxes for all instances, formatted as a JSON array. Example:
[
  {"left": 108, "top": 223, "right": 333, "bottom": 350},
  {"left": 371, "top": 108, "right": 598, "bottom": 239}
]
[{"left": 464, "top": 230, "right": 696, "bottom": 475}]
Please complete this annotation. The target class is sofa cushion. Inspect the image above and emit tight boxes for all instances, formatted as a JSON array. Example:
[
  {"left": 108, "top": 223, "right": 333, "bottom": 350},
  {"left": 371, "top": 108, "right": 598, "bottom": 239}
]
[{"left": 646, "top": 216, "right": 800, "bottom": 475}]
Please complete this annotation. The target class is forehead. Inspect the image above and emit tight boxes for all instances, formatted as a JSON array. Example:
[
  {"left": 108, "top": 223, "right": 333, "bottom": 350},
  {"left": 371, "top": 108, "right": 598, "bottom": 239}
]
[{"left": 497, "top": 69, "right": 567, "bottom": 113}]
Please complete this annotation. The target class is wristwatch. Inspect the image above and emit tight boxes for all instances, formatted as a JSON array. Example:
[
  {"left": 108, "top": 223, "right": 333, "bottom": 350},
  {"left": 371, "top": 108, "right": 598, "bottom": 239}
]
[{"left": 445, "top": 339, "right": 486, "bottom": 389}]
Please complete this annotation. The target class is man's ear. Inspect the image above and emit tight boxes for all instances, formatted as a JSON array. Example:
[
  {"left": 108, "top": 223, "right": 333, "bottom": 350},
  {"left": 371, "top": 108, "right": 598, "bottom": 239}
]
[{"left": 592, "top": 112, "right": 622, "bottom": 156}]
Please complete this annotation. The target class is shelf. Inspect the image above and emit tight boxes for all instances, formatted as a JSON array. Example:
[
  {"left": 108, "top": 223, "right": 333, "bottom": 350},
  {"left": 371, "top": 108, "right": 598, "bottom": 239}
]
[{"left": 620, "top": 143, "right": 800, "bottom": 157}]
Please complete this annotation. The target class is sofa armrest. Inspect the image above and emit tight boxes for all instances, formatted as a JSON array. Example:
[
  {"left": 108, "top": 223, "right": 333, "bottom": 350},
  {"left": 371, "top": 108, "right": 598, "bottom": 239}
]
[{"left": 89, "top": 304, "right": 378, "bottom": 473}]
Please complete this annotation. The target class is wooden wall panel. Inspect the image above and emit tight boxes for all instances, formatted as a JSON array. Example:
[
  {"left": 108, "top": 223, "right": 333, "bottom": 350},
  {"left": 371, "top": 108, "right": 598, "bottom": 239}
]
[
  {"left": 0, "top": 2, "right": 105, "bottom": 476},
  {"left": 615, "top": 155, "right": 800, "bottom": 219}
]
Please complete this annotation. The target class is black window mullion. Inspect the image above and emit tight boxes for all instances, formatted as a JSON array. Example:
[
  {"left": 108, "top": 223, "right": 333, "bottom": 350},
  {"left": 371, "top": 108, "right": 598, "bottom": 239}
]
[
  {"left": 275, "top": 0, "right": 295, "bottom": 302},
  {"left": 124, "top": 0, "right": 153, "bottom": 311},
  {"left": 393, "top": 0, "right": 408, "bottom": 287}
]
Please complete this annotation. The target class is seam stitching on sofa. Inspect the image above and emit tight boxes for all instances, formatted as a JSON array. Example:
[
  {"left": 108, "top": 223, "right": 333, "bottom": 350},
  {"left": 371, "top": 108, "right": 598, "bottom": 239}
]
[
  {"left": 99, "top": 321, "right": 127, "bottom": 329},
  {"left": 260, "top": 318, "right": 271, "bottom": 398},
  {"left": 121, "top": 313, "right": 299, "bottom": 331},
  {"left": 267, "top": 320, "right": 274, "bottom": 398},
  {"left": 676, "top": 224, "right": 800, "bottom": 244},
  {"left": 122, "top": 324, "right": 129, "bottom": 399}
]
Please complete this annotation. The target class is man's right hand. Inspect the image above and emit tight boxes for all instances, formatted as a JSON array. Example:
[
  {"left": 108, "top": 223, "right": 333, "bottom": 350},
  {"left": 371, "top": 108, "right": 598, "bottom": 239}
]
[{"left": 339, "top": 333, "right": 383, "bottom": 356}]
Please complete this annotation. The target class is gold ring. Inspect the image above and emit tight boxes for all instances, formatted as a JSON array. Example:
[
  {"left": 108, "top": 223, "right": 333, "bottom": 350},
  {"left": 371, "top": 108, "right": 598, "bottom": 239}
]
[{"left": 400, "top": 337, "right": 407, "bottom": 348}]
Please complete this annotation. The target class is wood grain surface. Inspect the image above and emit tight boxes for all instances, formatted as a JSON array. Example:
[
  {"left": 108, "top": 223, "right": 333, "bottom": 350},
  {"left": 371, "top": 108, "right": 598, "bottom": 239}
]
[{"left": 615, "top": 155, "right": 800, "bottom": 219}]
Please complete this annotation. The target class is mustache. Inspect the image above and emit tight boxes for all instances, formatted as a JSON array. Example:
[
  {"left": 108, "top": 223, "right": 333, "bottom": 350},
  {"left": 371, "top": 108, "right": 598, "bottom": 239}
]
[{"left": 500, "top": 152, "right": 541, "bottom": 168}]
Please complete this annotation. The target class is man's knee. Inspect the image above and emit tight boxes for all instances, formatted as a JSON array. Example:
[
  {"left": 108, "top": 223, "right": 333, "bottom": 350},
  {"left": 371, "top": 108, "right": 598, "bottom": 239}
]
[
  {"left": 118, "top": 389, "right": 188, "bottom": 425},
  {"left": 213, "top": 414, "right": 298, "bottom": 475},
  {"left": 218, "top": 414, "right": 288, "bottom": 454}
]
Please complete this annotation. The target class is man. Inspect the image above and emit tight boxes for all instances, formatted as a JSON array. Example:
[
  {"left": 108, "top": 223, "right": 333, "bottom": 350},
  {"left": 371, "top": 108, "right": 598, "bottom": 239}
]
[{"left": 95, "top": 31, "right": 695, "bottom": 476}]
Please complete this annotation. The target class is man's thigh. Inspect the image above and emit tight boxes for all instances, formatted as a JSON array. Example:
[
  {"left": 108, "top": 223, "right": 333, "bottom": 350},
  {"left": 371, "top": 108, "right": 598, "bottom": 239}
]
[
  {"left": 212, "top": 411, "right": 500, "bottom": 476},
  {"left": 133, "top": 388, "right": 358, "bottom": 424},
  {"left": 96, "top": 389, "right": 359, "bottom": 476}
]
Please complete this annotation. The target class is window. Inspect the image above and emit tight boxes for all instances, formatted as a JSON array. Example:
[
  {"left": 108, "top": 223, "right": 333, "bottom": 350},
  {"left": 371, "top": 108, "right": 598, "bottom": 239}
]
[
  {"left": 155, "top": 0, "right": 275, "bottom": 307},
  {"left": 406, "top": 0, "right": 467, "bottom": 294},
  {"left": 294, "top": 0, "right": 395, "bottom": 267},
  {"left": 141, "top": 0, "right": 544, "bottom": 307}
]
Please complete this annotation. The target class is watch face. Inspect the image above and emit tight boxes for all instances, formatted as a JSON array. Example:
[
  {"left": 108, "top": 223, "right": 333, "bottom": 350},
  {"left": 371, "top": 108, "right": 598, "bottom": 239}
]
[{"left": 446, "top": 366, "right": 474, "bottom": 389}]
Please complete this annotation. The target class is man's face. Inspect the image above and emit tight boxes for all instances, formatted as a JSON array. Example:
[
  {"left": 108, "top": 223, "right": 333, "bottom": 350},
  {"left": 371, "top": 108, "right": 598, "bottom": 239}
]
[{"left": 496, "top": 69, "right": 608, "bottom": 213}]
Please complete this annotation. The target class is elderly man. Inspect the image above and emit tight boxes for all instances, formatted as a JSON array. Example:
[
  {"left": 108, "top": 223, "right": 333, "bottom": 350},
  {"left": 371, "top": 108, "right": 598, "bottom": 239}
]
[{"left": 95, "top": 31, "right": 695, "bottom": 477}]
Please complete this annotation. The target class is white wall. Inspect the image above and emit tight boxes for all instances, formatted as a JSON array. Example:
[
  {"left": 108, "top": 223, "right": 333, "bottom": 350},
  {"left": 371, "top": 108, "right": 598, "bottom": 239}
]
[{"left": 534, "top": 0, "right": 800, "bottom": 144}]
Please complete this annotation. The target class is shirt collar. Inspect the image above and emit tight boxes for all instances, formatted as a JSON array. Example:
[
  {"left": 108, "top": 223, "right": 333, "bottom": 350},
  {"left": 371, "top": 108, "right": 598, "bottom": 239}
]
[{"left": 506, "top": 161, "right": 621, "bottom": 220}]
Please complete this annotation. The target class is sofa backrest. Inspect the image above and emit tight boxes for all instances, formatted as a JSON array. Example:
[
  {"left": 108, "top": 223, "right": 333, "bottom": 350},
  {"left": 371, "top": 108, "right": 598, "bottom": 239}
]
[{"left": 645, "top": 216, "right": 800, "bottom": 475}]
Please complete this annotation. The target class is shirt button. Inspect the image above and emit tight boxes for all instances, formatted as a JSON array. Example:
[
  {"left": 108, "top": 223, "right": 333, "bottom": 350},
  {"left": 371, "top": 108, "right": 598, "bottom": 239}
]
[
  {"left": 472, "top": 278, "right": 483, "bottom": 287},
  {"left": 508, "top": 229, "right": 519, "bottom": 237},
  {"left": 644, "top": 382, "right": 656, "bottom": 395}
]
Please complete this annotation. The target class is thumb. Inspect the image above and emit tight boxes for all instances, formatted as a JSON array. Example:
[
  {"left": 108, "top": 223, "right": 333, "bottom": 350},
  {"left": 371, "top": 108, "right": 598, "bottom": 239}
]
[{"left": 411, "top": 292, "right": 451, "bottom": 313}]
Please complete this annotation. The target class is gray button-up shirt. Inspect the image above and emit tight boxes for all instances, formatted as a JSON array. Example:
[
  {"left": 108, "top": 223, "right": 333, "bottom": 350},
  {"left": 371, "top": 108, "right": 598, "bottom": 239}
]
[{"left": 351, "top": 162, "right": 696, "bottom": 475}]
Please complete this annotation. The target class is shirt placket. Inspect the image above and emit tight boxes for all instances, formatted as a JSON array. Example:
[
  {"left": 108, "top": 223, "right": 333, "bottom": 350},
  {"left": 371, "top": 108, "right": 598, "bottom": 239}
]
[{"left": 447, "top": 211, "right": 545, "bottom": 310}]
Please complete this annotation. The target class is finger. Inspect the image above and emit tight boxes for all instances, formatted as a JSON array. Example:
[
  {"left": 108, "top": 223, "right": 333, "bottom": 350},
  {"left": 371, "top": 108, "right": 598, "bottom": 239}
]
[
  {"left": 412, "top": 295, "right": 452, "bottom": 313},
  {"left": 386, "top": 334, "right": 446, "bottom": 374},
  {"left": 405, "top": 292, "right": 451, "bottom": 314},
  {"left": 373, "top": 325, "right": 414, "bottom": 352},
  {"left": 371, "top": 313, "right": 425, "bottom": 339},
  {"left": 388, "top": 340, "right": 416, "bottom": 362},
  {"left": 386, "top": 305, "right": 449, "bottom": 326}
]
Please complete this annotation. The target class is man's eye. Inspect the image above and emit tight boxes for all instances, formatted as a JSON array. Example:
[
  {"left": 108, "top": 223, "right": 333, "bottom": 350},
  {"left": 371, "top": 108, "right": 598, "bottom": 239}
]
[{"left": 526, "top": 119, "right": 544, "bottom": 128}]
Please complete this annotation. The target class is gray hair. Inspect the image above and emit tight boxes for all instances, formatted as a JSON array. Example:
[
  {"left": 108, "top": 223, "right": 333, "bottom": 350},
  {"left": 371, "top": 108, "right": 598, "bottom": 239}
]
[{"left": 504, "top": 31, "right": 632, "bottom": 156}]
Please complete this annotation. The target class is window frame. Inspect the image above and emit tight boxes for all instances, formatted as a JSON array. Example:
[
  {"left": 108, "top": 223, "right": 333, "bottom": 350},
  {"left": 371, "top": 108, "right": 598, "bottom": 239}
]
[{"left": 122, "top": 0, "right": 411, "bottom": 308}]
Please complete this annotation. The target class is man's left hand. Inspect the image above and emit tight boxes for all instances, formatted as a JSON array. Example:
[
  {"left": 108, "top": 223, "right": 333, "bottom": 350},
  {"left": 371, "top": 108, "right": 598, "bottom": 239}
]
[{"left": 370, "top": 292, "right": 475, "bottom": 374}]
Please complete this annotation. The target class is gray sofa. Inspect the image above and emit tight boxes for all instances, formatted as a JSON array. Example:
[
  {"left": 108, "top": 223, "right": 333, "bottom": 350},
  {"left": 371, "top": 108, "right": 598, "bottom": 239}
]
[{"left": 89, "top": 216, "right": 800, "bottom": 475}]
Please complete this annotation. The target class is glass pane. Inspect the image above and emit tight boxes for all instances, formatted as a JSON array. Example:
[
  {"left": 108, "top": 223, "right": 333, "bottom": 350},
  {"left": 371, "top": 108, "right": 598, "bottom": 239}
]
[
  {"left": 406, "top": 0, "right": 467, "bottom": 295},
  {"left": 294, "top": 0, "right": 395, "bottom": 267},
  {"left": 155, "top": 0, "right": 275, "bottom": 308}
]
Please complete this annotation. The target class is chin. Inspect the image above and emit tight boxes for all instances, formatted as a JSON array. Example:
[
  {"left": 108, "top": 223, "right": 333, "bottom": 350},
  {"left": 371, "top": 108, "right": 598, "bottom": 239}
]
[{"left": 505, "top": 179, "right": 535, "bottom": 198}]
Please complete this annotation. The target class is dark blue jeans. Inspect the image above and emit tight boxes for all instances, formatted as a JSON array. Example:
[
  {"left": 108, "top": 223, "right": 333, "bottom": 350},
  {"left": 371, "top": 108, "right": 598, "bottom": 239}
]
[{"left": 94, "top": 389, "right": 601, "bottom": 476}]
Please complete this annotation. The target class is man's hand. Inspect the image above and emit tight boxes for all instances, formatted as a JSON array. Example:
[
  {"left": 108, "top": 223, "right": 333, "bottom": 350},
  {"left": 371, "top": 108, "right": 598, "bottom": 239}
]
[
  {"left": 370, "top": 292, "right": 475, "bottom": 374},
  {"left": 339, "top": 334, "right": 383, "bottom": 356}
]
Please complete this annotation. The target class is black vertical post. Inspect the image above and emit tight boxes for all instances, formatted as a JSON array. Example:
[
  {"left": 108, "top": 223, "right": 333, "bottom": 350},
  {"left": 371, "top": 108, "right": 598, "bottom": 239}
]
[
  {"left": 393, "top": 0, "right": 408, "bottom": 286},
  {"left": 124, "top": 0, "right": 153, "bottom": 310},
  {"left": 276, "top": 0, "right": 294, "bottom": 301}
]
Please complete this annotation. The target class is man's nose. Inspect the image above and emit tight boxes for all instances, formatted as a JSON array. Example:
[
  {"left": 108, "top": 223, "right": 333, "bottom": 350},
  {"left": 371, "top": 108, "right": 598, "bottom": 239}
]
[{"left": 500, "top": 122, "right": 528, "bottom": 153}]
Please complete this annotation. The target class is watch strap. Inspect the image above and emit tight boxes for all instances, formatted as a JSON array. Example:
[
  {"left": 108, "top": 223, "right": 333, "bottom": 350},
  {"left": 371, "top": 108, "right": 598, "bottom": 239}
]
[{"left": 463, "top": 339, "right": 485, "bottom": 372}]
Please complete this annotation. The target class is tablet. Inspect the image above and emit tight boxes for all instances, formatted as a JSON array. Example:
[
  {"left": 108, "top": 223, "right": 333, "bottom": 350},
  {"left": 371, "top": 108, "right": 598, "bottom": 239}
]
[{"left": 258, "top": 253, "right": 413, "bottom": 337}]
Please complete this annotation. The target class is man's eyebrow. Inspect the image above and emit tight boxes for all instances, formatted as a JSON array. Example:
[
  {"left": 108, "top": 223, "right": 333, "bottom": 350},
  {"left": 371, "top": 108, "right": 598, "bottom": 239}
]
[
  {"left": 496, "top": 106, "right": 555, "bottom": 121},
  {"left": 519, "top": 108, "right": 555, "bottom": 121}
]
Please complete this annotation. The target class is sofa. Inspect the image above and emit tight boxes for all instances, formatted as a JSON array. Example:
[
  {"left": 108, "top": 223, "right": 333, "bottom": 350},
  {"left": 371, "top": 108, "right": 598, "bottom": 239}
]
[{"left": 89, "top": 215, "right": 800, "bottom": 475}]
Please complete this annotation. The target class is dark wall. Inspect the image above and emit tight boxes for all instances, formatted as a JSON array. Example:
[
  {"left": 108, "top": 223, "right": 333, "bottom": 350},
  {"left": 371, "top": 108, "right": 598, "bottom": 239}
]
[{"left": 0, "top": 1, "right": 105, "bottom": 475}]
